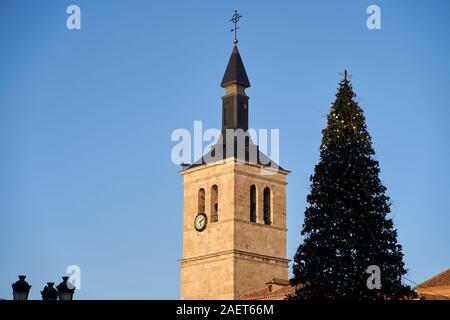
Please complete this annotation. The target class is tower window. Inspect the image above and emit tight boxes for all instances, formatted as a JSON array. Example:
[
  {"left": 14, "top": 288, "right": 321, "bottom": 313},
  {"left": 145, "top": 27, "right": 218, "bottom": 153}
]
[
  {"left": 250, "top": 185, "right": 257, "bottom": 222},
  {"left": 263, "top": 187, "right": 271, "bottom": 225},
  {"left": 211, "top": 185, "right": 218, "bottom": 222},
  {"left": 198, "top": 188, "right": 205, "bottom": 213}
]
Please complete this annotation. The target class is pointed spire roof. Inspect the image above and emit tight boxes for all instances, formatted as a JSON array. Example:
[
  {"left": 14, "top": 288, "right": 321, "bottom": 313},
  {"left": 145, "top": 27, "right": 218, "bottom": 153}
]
[{"left": 221, "top": 45, "right": 250, "bottom": 88}]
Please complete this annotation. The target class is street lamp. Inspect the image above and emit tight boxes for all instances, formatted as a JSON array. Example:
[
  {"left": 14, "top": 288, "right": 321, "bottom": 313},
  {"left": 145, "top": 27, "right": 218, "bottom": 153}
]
[
  {"left": 56, "top": 276, "right": 75, "bottom": 300},
  {"left": 11, "top": 275, "right": 31, "bottom": 300},
  {"left": 41, "top": 282, "right": 58, "bottom": 300}
]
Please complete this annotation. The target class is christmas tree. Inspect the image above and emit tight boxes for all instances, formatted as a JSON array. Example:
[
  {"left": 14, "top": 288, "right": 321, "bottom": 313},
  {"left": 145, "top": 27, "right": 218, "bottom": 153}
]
[{"left": 291, "top": 72, "right": 415, "bottom": 300}]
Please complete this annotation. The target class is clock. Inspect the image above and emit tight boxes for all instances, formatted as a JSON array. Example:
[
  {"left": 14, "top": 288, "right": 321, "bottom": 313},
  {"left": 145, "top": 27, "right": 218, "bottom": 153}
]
[{"left": 194, "top": 213, "right": 207, "bottom": 232}]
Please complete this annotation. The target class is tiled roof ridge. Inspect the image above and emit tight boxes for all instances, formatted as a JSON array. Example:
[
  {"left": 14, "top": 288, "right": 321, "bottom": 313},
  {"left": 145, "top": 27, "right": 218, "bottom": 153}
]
[
  {"left": 267, "top": 277, "right": 290, "bottom": 286},
  {"left": 418, "top": 268, "right": 450, "bottom": 288},
  {"left": 238, "top": 282, "right": 297, "bottom": 300}
]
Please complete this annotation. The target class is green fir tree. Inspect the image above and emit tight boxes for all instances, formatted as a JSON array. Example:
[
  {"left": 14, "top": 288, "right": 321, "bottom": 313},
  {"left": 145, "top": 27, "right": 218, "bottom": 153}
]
[{"left": 291, "top": 72, "right": 416, "bottom": 300}]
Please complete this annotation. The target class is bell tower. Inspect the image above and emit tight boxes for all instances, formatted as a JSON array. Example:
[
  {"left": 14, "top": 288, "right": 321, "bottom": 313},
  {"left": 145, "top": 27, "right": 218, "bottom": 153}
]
[
  {"left": 179, "top": 14, "right": 289, "bottom": 300},
  {"left": 221, "top": 45, "right": 250, "bottom": 133}
]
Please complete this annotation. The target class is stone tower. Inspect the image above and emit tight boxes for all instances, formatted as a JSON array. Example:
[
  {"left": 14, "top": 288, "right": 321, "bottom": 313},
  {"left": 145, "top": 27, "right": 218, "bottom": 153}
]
[{"left": 179, "top": 44, "right": 289, "bottom": 300}]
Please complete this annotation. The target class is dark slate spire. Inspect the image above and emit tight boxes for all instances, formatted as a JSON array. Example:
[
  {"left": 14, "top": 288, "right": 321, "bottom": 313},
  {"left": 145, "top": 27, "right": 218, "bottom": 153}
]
[
  {"left": 220, "top": 45, "right": 250, "bottom": 88},
  {"left": 182, "top": 42, "right": 288, "bottom": 172}
]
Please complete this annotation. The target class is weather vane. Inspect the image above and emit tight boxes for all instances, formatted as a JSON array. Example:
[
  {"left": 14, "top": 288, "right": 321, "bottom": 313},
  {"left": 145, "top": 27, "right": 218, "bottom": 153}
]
[{"left": 230, "top": 10, "right": 242, "bottom": 44}]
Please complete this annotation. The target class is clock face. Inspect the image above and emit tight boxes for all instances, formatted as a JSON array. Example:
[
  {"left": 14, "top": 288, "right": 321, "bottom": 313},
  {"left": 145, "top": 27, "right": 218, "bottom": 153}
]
[{"left": 194, "top": 213, "right": 207, "bottom": 232}]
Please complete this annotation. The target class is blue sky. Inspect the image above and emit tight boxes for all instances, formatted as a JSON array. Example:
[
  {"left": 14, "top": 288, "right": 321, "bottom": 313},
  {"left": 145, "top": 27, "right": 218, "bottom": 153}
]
[{"left": 0, "top": 0, "right": 449, "bottom": 299}]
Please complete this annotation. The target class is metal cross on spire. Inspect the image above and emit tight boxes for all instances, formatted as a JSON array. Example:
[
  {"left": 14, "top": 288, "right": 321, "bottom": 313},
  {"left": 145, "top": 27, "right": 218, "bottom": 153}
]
[{"left": 230, "top": 10, "right": 242, "bottom": 45}]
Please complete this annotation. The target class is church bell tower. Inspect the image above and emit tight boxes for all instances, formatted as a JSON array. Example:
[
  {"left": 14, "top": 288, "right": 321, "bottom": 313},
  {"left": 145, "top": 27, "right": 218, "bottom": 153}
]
[{"left": 179, "top": 13, "right": 289, "bottom": 300}]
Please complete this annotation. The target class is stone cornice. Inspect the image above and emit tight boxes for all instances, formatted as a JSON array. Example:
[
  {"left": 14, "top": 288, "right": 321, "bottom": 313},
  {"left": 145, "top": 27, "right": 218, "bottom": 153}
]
[
  {"left": 183, "top": 217, "right": 287, "bottom": 232},
  {"left": 179, "top": 249, "right": 290, "bottom": 265}
]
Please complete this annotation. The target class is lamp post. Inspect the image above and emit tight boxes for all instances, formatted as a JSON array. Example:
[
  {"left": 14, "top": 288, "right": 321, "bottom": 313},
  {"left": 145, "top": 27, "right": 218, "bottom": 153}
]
[
  {"left": 11, "top": 275, "right": 31, "bottom": 300},
  {"left": 41, "top": 282, "right": 58, "bottom": 300},
  {"left": 56, "top": 276, "right": 75, "bottom": 300}
]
